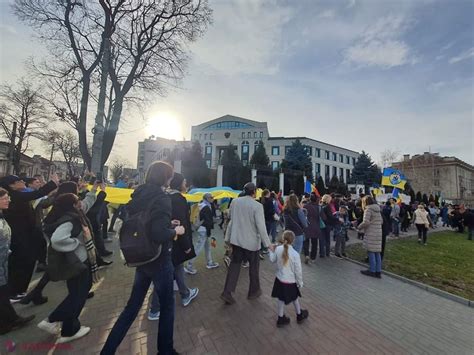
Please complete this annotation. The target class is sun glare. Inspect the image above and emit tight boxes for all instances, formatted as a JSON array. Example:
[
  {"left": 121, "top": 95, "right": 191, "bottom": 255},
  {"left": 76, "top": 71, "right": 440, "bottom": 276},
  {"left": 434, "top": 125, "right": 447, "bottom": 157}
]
[{"left": 146, "top": 112, "right": 183, "bottom": 140}]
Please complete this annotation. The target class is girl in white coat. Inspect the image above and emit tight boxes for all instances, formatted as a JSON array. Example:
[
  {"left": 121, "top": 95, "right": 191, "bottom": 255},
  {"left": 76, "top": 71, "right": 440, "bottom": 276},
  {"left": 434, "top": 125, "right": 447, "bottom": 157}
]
[{"left": 269, "top": 230, "right": 309, "bottom": 327}]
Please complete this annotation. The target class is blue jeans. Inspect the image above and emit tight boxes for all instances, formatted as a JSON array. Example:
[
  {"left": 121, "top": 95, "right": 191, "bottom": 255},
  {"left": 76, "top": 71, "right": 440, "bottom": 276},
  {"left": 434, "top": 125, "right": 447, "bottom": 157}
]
[
  {"left": 391, "top": 218, "right": 399, "bottom": 236},
  {"left": 188, "top": 229, "right": 212, "bottom": 267},
  {"left": 293, "top": 235, "right": 304, "bottom": 254},
  {"left": 319, "top": 227, "right": 331, "bottom": 256},
  {"left": 266, "top": 221, "right": 277, "bottom": 243},
  {"left": 368, "top": 252, "right": 382, "bottom": 273},
  {"left": 101, "top": 256, "right": 175, "bottom": 355},
  {"left": 150, "top": 263, "right": 190, "bottom": 312}
]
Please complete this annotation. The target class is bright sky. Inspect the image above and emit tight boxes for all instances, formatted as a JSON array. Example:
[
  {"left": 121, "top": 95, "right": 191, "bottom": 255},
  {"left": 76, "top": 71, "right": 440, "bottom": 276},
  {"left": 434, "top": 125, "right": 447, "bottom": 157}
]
[{"left": 1, "top": 0, "right": 473, "bottom": 167}]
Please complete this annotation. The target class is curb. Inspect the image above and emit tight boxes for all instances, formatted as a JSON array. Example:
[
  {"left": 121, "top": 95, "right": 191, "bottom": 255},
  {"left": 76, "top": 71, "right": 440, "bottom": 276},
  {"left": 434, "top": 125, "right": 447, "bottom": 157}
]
[{"left": 342, "top": 256, "right": 473, "bottom": 308}]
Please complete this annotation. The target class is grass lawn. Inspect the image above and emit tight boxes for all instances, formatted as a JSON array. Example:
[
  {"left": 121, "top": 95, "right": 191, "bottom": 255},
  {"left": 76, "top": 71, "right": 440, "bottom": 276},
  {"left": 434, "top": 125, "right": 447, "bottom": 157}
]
[{"left": 345, "top": 231, "right": 474, "bottom": 300}]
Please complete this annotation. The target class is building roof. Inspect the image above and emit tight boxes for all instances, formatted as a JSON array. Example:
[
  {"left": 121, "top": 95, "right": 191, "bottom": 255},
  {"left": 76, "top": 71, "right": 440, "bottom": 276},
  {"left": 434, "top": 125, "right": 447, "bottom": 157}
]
[
  {"left": 191, "top": 114, "right": 266, "bottom": 129},
  {"left": 393, "top": 153, "right": 474, "bottom": 171},
  {"left": 268, "top": 136, "right": 359, "bottom": 154}
]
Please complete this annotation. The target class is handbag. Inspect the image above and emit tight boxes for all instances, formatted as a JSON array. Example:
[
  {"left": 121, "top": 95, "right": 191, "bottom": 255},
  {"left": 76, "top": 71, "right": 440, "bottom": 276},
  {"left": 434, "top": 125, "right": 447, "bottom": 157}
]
[{"left": 47, "top": 245, "right": 87, "bottom": 282}]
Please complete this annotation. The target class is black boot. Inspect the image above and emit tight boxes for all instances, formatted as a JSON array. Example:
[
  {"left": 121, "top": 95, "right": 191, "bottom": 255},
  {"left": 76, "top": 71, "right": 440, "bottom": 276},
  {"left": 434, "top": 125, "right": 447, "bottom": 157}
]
[
  {"left": 276, "top": 315, "right": 290, "bottom": 328},
  {"left": 297, "top": 309, "right": 309, "bottom": 324},
  {"left": 375, "top": 272, "right": 382, "bottom": 278},
  {"left": 360, "top": 270, "right": 376, "bottom": 277},
  {"left": 0, "top": 315, "right": 35, "bottom": 334},
  {"left": 19, "top": 290, "right": 48, "bottom": 305}
]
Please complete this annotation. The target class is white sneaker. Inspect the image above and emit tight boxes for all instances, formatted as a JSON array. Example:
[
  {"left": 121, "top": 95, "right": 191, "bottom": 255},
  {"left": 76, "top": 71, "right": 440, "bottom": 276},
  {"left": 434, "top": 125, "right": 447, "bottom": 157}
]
[
  {"left": 182, "top": 288, "right": 199, "bottom": 307},
  {"left": 148, "top": 311, "right": 160, "bottom": 321},
  {"left": 38, "top": 319, "right": 61, "bottom": 335},
  {"left": 206, "top": 262, "right": 219, "bottom": 269},
  {"left": 184, "top": 265, "right": 197, "bottom": 275},
  {"left": 56, "top": 326, "right": 90, "bottom": 344}
]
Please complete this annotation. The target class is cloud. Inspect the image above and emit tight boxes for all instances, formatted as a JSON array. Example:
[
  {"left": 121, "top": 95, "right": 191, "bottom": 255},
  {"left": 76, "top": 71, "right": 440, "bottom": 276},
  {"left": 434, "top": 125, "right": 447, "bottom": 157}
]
[
  {"left": 190, "top": 0, "right": 293, "bottom": 76},
  {"left": 343, "top": 15, "right": 417, "bottom": 68},
  {"left": 346, "top": 0, "right": 356, "bottom": 9},
  {"left": 318, "top": 9, "right": 335, "bottom": 19},
  {"left": 0, "top": 24, "right": 18, "bottom": 36},
  {"left": 449, "top": 47, "right": 474, "bottom": 64}
]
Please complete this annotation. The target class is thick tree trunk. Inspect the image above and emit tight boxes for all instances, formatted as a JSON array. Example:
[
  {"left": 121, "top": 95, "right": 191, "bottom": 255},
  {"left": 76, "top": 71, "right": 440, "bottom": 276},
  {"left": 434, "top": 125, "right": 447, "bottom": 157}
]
[
  {"left": 78, "top": 76, "right": 92, "bottom": 169},
  {"left": 91, "top": 37, "right": 110, "bottom": 173},
  {"left": 100, "top": 94, "right": 123, "bottom": 167}
]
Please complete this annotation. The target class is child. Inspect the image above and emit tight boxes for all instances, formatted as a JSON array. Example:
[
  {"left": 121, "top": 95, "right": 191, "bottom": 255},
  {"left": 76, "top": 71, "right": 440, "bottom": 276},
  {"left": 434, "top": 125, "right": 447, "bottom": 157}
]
[
  {"left": 334, "top": 206, "right": 351, "bottom": 258},
  {"left": 269, "top": 230, "right": 308, "bottom": 328}
]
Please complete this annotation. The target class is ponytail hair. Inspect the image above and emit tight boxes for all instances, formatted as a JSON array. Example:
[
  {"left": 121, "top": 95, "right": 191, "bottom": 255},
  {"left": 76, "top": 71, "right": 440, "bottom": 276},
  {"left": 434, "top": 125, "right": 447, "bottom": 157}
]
[{"left": 280, "top": 230, "right": 295, "bottom": 266}]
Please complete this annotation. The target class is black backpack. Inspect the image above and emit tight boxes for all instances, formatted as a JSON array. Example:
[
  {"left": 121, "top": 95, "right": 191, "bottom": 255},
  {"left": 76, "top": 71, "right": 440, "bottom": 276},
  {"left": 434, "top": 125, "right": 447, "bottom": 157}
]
[{"left": 119, "top": 196, "right": 162, "bottom": 267}]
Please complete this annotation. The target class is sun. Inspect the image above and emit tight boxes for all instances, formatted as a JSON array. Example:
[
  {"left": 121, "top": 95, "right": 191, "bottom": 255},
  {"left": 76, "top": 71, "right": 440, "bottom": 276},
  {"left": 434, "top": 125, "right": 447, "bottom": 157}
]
[{"left": 146, "top": 112, "right": 183, "bottom": 140}]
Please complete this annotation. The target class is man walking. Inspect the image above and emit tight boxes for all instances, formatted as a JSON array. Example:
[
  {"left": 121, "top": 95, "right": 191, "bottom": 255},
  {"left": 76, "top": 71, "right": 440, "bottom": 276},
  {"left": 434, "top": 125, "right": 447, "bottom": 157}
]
[
  {"left": 221, "top": 183, "right": 272, "bottom": 305},
  {"left": 390, "top": 198, "right": 400, "bottom": 237}
]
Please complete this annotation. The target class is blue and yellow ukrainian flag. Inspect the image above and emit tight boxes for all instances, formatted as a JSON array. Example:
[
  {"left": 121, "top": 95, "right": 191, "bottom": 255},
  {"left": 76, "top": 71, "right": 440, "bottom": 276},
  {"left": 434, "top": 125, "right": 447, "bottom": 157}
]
[{"left": 381, "top": 168, "right": 407, "bottom": 190}]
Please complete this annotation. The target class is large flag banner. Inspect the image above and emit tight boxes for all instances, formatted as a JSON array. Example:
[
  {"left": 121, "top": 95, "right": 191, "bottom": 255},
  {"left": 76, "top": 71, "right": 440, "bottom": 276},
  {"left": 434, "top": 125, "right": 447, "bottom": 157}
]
[{"left": 381, "top": 168, "right": 407, "bottom": 189}]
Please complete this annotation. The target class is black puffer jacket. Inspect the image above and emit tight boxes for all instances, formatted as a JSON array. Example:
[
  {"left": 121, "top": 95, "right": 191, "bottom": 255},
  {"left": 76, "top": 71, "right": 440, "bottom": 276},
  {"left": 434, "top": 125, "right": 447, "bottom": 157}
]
[{"left": 127, "top": 183, "right": 176, "bottom": 262}]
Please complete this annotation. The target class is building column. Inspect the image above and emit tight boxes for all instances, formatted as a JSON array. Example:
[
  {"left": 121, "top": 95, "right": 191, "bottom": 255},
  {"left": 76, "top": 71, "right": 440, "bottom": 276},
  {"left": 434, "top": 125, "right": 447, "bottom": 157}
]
[
  {"left": 251, "top": 168, "right": 257, "bottom": 185},
  {"left": 216, "top": 165, "right": 223, "bottom": 187},
  {"left": 173, "top": 160, "right": 182, "bottom": 174},
  {"left": 279, "top": 172, "right": 284, "bottom": 194}
]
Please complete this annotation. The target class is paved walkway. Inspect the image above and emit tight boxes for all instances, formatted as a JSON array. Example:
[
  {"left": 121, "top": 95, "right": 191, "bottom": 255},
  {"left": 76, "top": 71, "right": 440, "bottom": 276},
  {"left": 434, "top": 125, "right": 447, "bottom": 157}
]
[{"left": 2, "top": 227, "right": 473, "bottom": 355}]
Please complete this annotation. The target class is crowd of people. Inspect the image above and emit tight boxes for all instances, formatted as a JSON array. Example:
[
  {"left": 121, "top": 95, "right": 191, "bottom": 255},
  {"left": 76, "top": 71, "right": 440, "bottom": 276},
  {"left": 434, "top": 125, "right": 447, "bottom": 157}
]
[{"left": 0, "top": 162, "right": 473, "bottom": 354}]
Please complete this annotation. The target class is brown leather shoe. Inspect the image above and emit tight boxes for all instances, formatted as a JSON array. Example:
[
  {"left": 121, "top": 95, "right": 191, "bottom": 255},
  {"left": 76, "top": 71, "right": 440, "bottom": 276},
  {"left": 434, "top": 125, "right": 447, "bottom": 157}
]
[{"left": 220, "top": 292, "right": 236, "bottom": 305}]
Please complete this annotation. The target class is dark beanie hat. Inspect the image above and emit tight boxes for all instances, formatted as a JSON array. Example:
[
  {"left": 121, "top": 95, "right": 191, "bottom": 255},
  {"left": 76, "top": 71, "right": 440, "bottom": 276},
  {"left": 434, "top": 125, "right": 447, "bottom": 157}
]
[
  {"left": 57, "top": 181, "right": 78, "bottom": 196},
  {"left": 169, "top": 172, "right": 185, "bottom": 190}
]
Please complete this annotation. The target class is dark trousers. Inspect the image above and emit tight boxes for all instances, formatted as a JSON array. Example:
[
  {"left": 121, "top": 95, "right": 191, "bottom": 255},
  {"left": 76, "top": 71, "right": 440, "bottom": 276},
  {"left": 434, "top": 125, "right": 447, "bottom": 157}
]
[
  {"left": 416, "top": 224, "right": 428, "bottom": 243},
  {"left": 92, "top": 226, "right": 107, "bottom": 256},
  {"left": 101, "top": 256, "right": 175, "bottom": 355},
  {"left": 381, "top": 233, "right": 387, "bottom": 260},
  {"left": 0, "top": 285, "right": 18, "bottom": 327},
  {"left": 223, "top": 245, "right": 260, "bottom": 297},
  {"left": 48, "top": 266, "right": 92, "bottom": 336},
  {"left": 8, "top": 251, "right": 36, "bottom": 295},
  {"left": 319, "top": 228, "right": 331, "bottom": 256},
  {"left": 303, "top": 237, "right": 318, "bottom": 260},
  {"left": 468, "top": 226, "right": 473, "bottom": 240},
  {"left": 28, "top": 271, "right": 50, "bottom": 295},
  {"left": 108, "top": 206, "right": 124, "bottom": 232}
]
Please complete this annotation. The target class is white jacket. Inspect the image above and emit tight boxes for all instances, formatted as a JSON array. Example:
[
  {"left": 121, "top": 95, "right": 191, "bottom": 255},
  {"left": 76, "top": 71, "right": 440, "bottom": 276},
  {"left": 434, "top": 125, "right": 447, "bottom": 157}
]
[
  {"left": 414, "top": 208, "right": 430, "bottom": 227},
  {"left": 269, "top": 245, "right": 303, "bottom": 288}
]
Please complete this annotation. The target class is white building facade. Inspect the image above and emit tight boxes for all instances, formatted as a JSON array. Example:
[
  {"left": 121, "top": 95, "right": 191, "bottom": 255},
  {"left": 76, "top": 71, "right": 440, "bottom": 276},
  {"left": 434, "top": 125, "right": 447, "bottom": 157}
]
[{"left": 138, "top": 114, "right": 359, "bottom": 183}]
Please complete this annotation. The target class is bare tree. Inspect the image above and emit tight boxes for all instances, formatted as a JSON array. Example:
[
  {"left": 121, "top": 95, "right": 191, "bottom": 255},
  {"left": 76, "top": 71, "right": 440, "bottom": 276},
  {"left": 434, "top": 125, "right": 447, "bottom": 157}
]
[
  {"left": 110, "top": 160, "right": 124, "bottom": 183},
  {"left": 0, "top": 79, "right": 49, "bottom": 174},
  {"left": 380, "top": 149, "right": 400, "bottom": 168},
  {"left": 43, "top": 129, "right": 82, "bottom": 178},
  {"left": 13, "top": 0, "right": 213, "bottom": 171}
]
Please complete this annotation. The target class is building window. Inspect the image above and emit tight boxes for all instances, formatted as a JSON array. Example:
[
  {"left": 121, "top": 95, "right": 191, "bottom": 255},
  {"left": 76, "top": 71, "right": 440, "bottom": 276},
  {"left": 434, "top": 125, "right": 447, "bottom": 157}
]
[
  {"left": 315, "top": 163, "right": 321, "bottom": 178},
  {"left": 254, "top": 132, "right": 257, "bottom": 138},
  {"left": 346, "top": 156, "right": 350, "bottom": 164},
  {"left": 306, "top": 146, "right": 312, "bottom": 156},
  {"left": 205, "top": 143, "right": 212, "bottom": 157},
  {"left": 242, "top": 132, "right": 245, "bottom": 139},
  {"left": 325, "top": 166, "right": 330, "bottom": 182},
  {"left": 325, "top": 151, "right": 330, "bottom": 160},
  {"left": 272, "top": 146, "right": 280, "bottom": 156},
  {"left": 339, "top": 167, "right": 344, "bottom": 180},
  {"left": 209, "top": 133, "right": 213, "bottom": 140},
  {"left": 260, "top": 132, "right": 263, "bottom": 138},
  {"left": 339, "top": 154, "right": 343, "bottom": 163},
  {"left": 285, "top": 146, "right": 292, "bottom": 156},
  {"left": 332, "top": 152, "right": 337, "bottom": 161},
  {"left": 206, "top": 160, "right": 211, "bottom": 168},
  {"left": 272, "top": 161, "right": 280, "bottom": 170},
  {"left": 241, "top": 141, "right": 249, "bottom": 162},
  {"left": 332, "top": 166, "right": 337, "bottom": 177},
  {"left": 204, "top": 133, "right": 207, "bottom": 140},
  {"left": 346, "top": 169, "right": 351, "bottom": 182},
  {"left": 352, "top": 157, "right": 356, "bottom": 165},
  {"left": 247, "top": 132, "right": 251, "bottom": 138},
  {"left": 315, "top": 148, "right": 321, "bottom": 158}
]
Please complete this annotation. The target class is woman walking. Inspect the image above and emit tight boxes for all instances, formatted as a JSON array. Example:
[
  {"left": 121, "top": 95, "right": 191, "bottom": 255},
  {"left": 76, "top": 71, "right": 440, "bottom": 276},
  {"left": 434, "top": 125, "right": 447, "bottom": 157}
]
[
  {"left": 320, "top": 194, "right": 338, "bottom": 257},
  {"left": 357, "top": 196, "right": 383, "bottom": 278},
  {"left": 414, "top": 204, "right": 430, "bottom": 245},
  {"left": 101, "top": 161, "right": 185, "bottom": 355},
  {"left": 302, "top": 193, "right": 321, "bottom": 264},
  {"left": 0, "top": 187, "right": 35, "bottom": 335},
  {"left": 262, "top": 189, "right": 277, "bottom": 243},
  {"left": 37, "top": 193, "right": 100, "bottom": 343},
  {"left": 283, "top": 194, "right": 307, "bottom": 254},
  {"left": 148, "top": 173, "right": 199, "bottom": 320}
]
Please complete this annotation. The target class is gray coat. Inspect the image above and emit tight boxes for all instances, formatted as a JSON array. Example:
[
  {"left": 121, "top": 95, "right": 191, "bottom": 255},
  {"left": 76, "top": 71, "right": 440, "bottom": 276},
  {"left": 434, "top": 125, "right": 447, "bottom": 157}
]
[
  {"left": 225, "top": 196, "right": 271, "bottom": 251},
  {"left": 0, "top": 217, "right": 12, "bottom": 287},
  {"left": 358, "top": 204, "right": 383, "bottom": 253}
]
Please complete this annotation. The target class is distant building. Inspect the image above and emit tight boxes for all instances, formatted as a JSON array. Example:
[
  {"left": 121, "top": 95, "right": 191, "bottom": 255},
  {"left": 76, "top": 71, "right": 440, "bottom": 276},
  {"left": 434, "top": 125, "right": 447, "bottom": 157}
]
[
  {"left": 138, "top": 115, "right": 360, "bottom": 184},
  {"left": 392, "top": 152, "right": 474, "bottom": 204}
]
